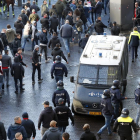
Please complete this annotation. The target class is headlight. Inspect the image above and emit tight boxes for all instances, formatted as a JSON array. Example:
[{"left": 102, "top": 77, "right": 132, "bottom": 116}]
[{"left": 73, "top": 98, "right": 83, "bottom": 109}]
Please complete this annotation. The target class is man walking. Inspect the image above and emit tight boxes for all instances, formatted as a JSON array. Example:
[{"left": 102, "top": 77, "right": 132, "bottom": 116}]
[
  {"left": 2, "top": 50, "right": 12, "bottom": 88},
  {"left": 0, "top": 29, "right": 8, "bottom": 50},
  {"left": 32, "top": 45, "right": 43, "bottom": 84},
  {"left": 8, "top": 116, "right": 27, "bottom": 140},
  {"left": 51, "top": 55, "right": 68, "bottom": 82},
  {"left": 29, "top": 9, "right": 40, "bottom": 24},
  {"left": 54, "top": 98, "right": 74, "bottom": 133},
  {"left": 19, "top": 9, "right": 28, "bottom": 26},
  {"left": 111, "top": 21, "right": 120, "bottom": 36},
  {"left": 38, "top": 101, "right": 58, "bottom": 136},
  {"left": 60, "top": 20, "right": 74, "bottom": 57},
  {"left": 21, "top": 112, "right": 36, "bottom": 140}
]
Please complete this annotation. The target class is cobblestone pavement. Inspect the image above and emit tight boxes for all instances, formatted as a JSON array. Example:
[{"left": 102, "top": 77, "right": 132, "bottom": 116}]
[{"left": 0, "top": 1, "right": 140, "bottom": 140}]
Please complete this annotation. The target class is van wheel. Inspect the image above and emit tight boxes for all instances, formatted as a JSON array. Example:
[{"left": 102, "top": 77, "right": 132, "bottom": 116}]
[{"left": 72, "top": 104, "right": 78, "bottom": 115}]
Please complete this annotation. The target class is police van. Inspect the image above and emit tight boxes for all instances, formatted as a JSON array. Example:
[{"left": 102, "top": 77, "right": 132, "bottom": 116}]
[{"left": 70, "top": 35, "right": 128, "bottom": 115}]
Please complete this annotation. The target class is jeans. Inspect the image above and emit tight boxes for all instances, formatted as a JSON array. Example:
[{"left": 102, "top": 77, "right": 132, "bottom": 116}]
[
  {"left": 78, "top": 31, "right": 82, "bottom": 40},
  {"left": 135, "top": 103, "right": 140, "bottom": 126},
  {"left": 55, "top": 76, "right": 63, "bottom": 83},
  {"left": 32, "top": 64, "right": 41, "bottom": 81},
  {"left": 98, "top": 32, "right": 103, "bottom": 35},
  {"left": 87, "top": 17, "right": 92, "bottom": 25},
  {"left": 58, "top": 126, "right": 66, "bottom": 133},
  {"left": 57, "top": 14, "right": 63, "bottom": 28},
  {"left": 111, "top": 103, "right": 120, "bottom": 122},
  {"left": 14, "top": 77, "right": 22, "bottom": 91},
  {"left": 22, "top": 37, "right": 29, "bottom": 50},
  {"left": 3, "top": 69, "right": 9, "bottom": 85},
  {"left": 0, "top": 75, "right": 3, "bottom": 93},
  {"left": 40, "top": 45, "right": 47, "bottom": 60},
  {"left": 98, "top": 115, "right": 112, "bottom": 134},
  {"left": 104, "top": 0, "right": 109, "bottom": 14},
  {"left": 132, "top": 46, "right": 138, "bottom": 60},
  {"left": 95, "top": 13, "right": 101, "bottom": 20},
  {"left": 62, "top": 38, "right": 71, "bottom": 53},
  {"left": 32, "top": 38, "right": 38, "bottom": 51}
]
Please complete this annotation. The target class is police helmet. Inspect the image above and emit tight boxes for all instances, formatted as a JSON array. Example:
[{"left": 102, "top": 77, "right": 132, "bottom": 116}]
[
  {"left": 111, "top": 80, "right": 120, "bottom": 89},
  {"left": 121, "top": 108, "right": 129, "bottom": 118},
  {"left": 57, "top": 80, "right": 64, "bottom": 88},
  {"left": 55, "top": 55, "right": 61, "bottom": 63},
  {"left": 103, "top": 89, "right": 110, "bottom": 97},
  {"left": 58, "top": 98, "right": 64, "bottom": 104}
]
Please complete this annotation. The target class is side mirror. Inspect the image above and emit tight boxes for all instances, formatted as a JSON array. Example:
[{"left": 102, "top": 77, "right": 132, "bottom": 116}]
[
  {"left": 70, "top": 76, "right": 74, "bottom": 83},
  {"left": 121, "top": 79, "right": 127, "bottom": 86}
]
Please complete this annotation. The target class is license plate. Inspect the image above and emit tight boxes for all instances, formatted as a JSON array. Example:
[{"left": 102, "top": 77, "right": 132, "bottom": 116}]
[{"left": 89, "top": 112, "right": 101, "bottom": 115}]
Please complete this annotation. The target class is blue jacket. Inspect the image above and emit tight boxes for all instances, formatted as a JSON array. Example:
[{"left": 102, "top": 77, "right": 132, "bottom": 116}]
[
  {"left": 39, "top": 32, "right": 48, "bottom": 45},
  {"left": 52, "top": 88, "right": 70, "bottom": 107},
  {"left": 134, "top": 88, "right": 140, "bottom": 104},
  {"left": 94, "top": 1, "right": 102, "bottom": 14},
  {"left": 51, "top": 62, "right": 68, "bottom": 77},
  {"left": 8, "top": 123, "right": 27, "bottom": 140},
  {"left": 110, "top": 88, "right": 125, "bottom": 104},
  {"left": 83, "top": 6, "right": 90, "bottom": 18},
  {"left": 70, "top": 3, "right": 77, "bottom": 11},
  {"left": 101, "top": 96, "right": 114, "bottom": 116}
]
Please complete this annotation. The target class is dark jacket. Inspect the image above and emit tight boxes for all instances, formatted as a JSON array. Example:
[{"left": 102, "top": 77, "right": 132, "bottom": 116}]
[
  {"left": 83, "top": 6, "right": 91, "bottom": 18},
  {"left": 0, "top": 33, "right": 8, "bottom": 47},
  {"left": 55, "top": 0, "right": 64, "bottom": 15},
  {"left": 79, "top": 37, "right": 88, "bottom": 49},
  {"left": 60, "top": 23, "right": 74, "bottom": 38},
  {"left": 8, "top": 123, "right": 27, "bottom": 140},
  {"left": 51, "top": 62, "right": 68, "bottom": 77},
  {"left": 100, "top": 96, "right": 114, "bottom": 116},
  {"left": 80, "top": 129, "right": 96, "bottom": 140},
  {"left": 30, "top": 4, "right": 40, "bottom": 13},
  {"left": 40, "top": 17, "right": 49, "bottom": 29},
  {"left": 113, "top": 116, "right": 137, "bottom": 135},
  {"left": 32, "top": 50, "right": 40, "bottom": 65},
  {"left": 66, "top": 15, "right": 74, "bottom": 26},
  {"left": 15, "top": 53, "right": 26, "bottom": 66},
  {"left": 38, "top": 107, "right": 58, "bottom": 129},
  {"left": 128, "top": 31, "right": 140, "bottom": 46},
  {"left": 0, "top": 122, "right": 6, "bottom": 140},
  {"left": 48, "top": 36, "right": 61, "bottom": 50},
  {"left": 0, "top": 38, "right": 4, "bottom": 51},
  {"left": 63, "top": 5, "right": 72, "bottom": 18},
  {"left": 94, "top": 20, "right": 107, "bottom": 33},
  {"left": 134, "top": 88, "right": 140, "bottom": 104},
  {"left": 21, "top": 119, "right": 36, "bottom": 138},
  {"left": 80, "top": 9, "right": 87, "bottom": 24},
  {"left": 51, "top": 47, "right": 67, "bottom": 62},
  {"left": 49, "top": 7, "right": 57, "bottom": 17},
  {"left": 110, "top": 88, "right": 125, "bottom": 104},
  {"left": 11, "top": 57, "right": 24, "bottom": 79},
  {"left": 42, "top": 127, "right": 62, "bottom": 140},
  {"left": 14, "top": 20, "right": 24, "bottom": 32},
  {"left": 2, "top": 54, "right": 12, "bottom": 68},
  {"left": 19, "top": 13, "right": 28, "bottom": 25},
  {"left": 39, "top": 32, "right": 48, "bottom": 45},
  {"left": 52, "top": 88, "right": 70, "bottom": 107},
  {"left": 111, "top": 26, "right": 120, "bottom": 36},
  {"left": 12, "top": 38, "right": 21, "bottom": 52},
  {"left": 135, "top": 6, "right": 140, "bottom": 24},
  {"left": 54, "top": 105, "right": 74, "bottom": 126},
  {"left": 94, "top": 1, "right": 102, "bottom": 13},
  {"left": 49, "top": 15, "right": 59, "bottom": 29}
]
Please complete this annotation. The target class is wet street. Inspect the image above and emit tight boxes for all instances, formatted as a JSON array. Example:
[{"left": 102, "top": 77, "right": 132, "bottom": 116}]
[{"left": 0, "top": 0, "right": 140, "bottom": 140}]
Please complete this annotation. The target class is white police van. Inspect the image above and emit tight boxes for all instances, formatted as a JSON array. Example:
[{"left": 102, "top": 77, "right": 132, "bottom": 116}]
[{"left": 70, "top": 35, "right": 128, "bottom": 115}]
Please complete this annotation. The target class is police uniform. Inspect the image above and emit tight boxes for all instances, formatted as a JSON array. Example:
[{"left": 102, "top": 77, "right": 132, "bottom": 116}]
[
  {"left": 52, "top": 88, "right": 70, "bottom": 107},
  {"left": 113, "top": 116, "right": 137, "bottom": 140},
  {"left": 134, "top": 87, "right": 140, "bottom": 127}
]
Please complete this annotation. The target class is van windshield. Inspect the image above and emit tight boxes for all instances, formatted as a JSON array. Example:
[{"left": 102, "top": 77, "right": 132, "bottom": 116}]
[{"left": 78, "top": 64, "right": 119, "bottom": 85}]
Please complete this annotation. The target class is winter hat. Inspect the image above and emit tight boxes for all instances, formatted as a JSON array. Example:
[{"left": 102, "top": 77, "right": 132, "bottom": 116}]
[
  {"left": 34, "top": 45, "right": 39, "bottom": 50},
  {"left": 22, "top": 112, "right": 28, "bottom": 118}
]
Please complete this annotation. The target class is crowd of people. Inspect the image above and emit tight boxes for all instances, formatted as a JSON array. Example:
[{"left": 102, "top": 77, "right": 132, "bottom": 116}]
[{"left": 0, "top": 0, "right": 140, "bottom": 140}]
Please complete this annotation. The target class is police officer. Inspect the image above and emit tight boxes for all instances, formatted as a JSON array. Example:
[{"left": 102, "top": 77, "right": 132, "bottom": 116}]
[
  {"left": 52, "top": 80, "right": 70, "bottom": 107},
  {"left": 110, "top": 80, "right": 127, "bottom": 123},
  {"left": 97, "top": 89, "right": 114, "bottom": 139},
  {"left": 134, "top": 82, "right": 140, "bottom": 128},
  {"left": 51, "top": 55, "right": 68, "bottom": 82},
  {"left": 113, "top": 108, "right": 137, "bottom": 140},
  {"left": 54, "top": 98, "right": 74, "bottom": 133}
]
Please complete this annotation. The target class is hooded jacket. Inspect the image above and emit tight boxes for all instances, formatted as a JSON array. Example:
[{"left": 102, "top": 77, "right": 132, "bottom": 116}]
[
  {"left": 55, "top": 0, "right": 64, "bottom": 15},
  {"left": 14, "top": 20, "right": 24, "bottom": 32},
  {"left": 38, "top": 107, "right": 58, "bottom": 129},
  {"left": 0, "top": 122, "right": 6, "bottom": 140},
  {"left": 42, "top": 127, "right": 62, "bottom": 140},
  {"left": 32, "top": 48, "right": 40, "bottom": 65},
  {"left": 80, "top": 129, "right": 97, "bottom": 140},
  {"left": 49, "top": 15, "right": 59, "bottom": 29},
  {"left": 51, "top": 47, "right": 67, "bottom": 62},
  {"left": 8, "top": 123, "right": 27, "bottom": 140},
  {"left": 48, "top": 36, "right": 61, "bottom": 50},
  {"left": 6, "top": 29, "right": 16, "bottom": 43},
  {"left": 12, "top": 38, "right": 21, "bottom": 52},
  {"left": 11, "top": 57, "right": 24, "bottom": 79},
  {"left": 94, "top": 20, "right": 107, "bottom": 33}
]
